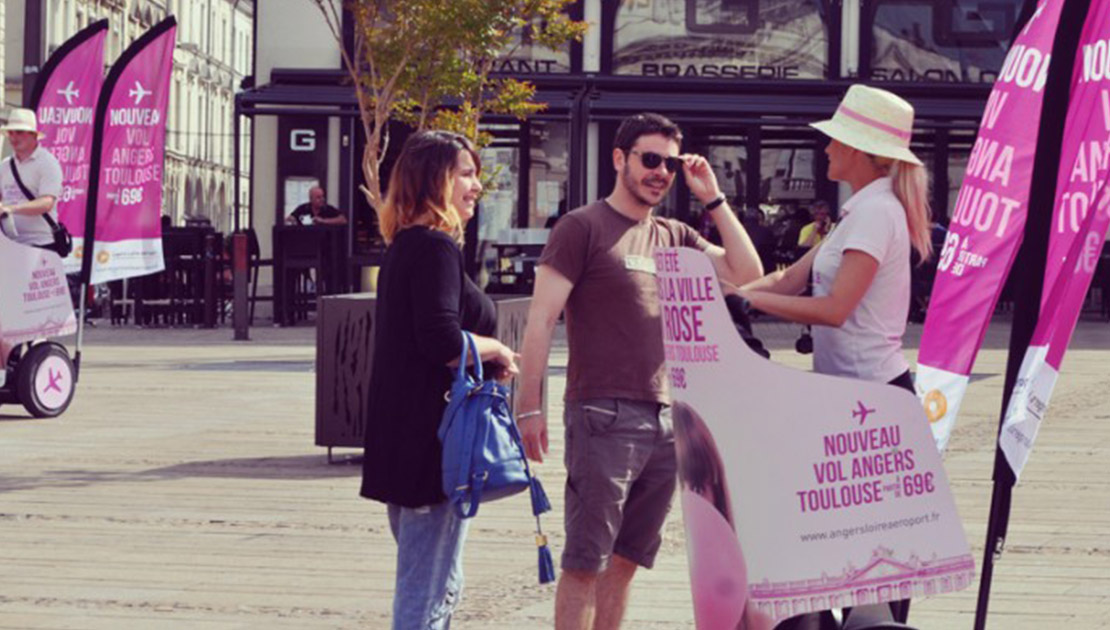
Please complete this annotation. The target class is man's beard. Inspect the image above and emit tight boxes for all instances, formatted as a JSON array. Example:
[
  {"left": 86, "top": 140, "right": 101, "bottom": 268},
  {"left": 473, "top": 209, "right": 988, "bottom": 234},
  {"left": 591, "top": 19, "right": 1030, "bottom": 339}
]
[{"left": 621, "top": 165, "right": 672, "bottom": 208}]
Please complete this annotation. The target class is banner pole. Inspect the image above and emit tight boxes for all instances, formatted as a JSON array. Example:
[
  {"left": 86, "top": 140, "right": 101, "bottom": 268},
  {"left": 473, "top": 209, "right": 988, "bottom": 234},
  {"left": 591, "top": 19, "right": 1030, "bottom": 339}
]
[
  {"left": 73, "top": 282, "right": 88, "bottom": 381},
  {"left": 971, "top": 0, "right": 1091, "bottom": 626}
]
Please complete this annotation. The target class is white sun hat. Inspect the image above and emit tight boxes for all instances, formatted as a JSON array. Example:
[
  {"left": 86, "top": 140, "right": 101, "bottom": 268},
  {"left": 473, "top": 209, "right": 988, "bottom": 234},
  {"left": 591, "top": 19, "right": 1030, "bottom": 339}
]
[
  {"left": 0, "top": 108, "right": 45, "bottom": 138},
  {"left": 810, "top": 85, "right": 922, "bottom": 166}
]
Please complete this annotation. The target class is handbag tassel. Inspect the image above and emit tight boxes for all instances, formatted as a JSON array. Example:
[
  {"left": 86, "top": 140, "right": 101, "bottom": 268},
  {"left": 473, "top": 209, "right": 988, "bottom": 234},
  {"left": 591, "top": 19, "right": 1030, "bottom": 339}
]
[
  {"left": 530, "top": 476, "right": 551, "bottom": 516},
  {"left": 530, "top": 476, "right": 555, "bottom": 583},
  {"left": 536, "top": 532, "right": 556, "bottom": 584}
]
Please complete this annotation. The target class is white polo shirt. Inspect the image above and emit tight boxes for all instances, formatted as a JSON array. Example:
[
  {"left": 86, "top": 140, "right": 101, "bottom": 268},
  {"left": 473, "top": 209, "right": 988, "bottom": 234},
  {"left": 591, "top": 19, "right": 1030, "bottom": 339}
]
[
  {"left": 0, "top": 145, "right": 63, "bottom": 246},
  {"left": 811, "top": 177, "right": 910, "bottom": 383}
]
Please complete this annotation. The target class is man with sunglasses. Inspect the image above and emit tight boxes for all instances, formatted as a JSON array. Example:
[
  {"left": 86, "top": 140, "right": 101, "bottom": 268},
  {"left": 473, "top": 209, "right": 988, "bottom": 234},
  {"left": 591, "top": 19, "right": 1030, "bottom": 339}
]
[{"left": 516, "top": 113, "right": 762, "bottom": 630}]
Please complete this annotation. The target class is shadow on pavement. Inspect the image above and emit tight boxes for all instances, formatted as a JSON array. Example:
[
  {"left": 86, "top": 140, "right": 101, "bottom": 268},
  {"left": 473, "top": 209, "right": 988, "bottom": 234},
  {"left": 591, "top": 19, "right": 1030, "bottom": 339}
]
[{"left": 142, "top": 454, "right": 363, "bottom": 481}]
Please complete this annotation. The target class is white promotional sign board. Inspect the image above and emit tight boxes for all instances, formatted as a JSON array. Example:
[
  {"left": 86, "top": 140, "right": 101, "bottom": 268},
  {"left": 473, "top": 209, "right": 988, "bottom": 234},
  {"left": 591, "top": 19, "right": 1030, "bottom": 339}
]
[
  {"left": 0, "top": 236, "right": 77, "bottom": 345},
  {"left": 655, "top": 247, "right": 973, "bottom": 628}
]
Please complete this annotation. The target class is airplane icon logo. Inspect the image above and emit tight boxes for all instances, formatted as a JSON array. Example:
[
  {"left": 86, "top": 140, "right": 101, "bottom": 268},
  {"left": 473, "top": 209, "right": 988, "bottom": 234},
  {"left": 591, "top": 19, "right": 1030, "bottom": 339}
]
[
  {"left": 128, "top": 81, "right": 152, "bottom": 105},
  {"left": 43, "top": 367, "right": 64, "bottom": 394},
  {"left": 852, "top": 401, "right": 876, "bottom": 425},
  {"left": 57, "top": 81, "right": 80, "bottom": 105}
]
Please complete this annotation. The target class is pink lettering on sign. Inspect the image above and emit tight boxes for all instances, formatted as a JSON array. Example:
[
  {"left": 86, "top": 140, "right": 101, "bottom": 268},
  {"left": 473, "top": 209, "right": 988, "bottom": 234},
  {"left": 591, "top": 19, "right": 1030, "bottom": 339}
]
[
  {"left": 657, "top": 272, "right": 722, "bottom": 365},
  {"left": 797, "top": 423, "right": 932, "bottom": 514},
  {"left": 33, "top": 21, "right": 107, "bottom": 258},
  {"left": 82, "top": 17, "right": 176, "bottom": 284},
  {"left": 918, "top": 0, "right": 1067, "bottom": 449},
  {"left": 1002, "top": 0, "right": 1110, "bottom": 478}
]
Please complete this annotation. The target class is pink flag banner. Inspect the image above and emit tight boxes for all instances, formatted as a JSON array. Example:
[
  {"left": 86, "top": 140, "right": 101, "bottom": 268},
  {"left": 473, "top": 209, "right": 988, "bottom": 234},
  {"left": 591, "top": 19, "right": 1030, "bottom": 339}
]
[
  {"left": 657, "top": 247, "right": 972, "bottom": 628},
  {"left": 82, "top": 17, "right": 176, "bottom": 285},
  {"left": 916, "top": 1, "right": 1064, "bottom": 452},
  {"left": 30, "top": 20, "right": 107, "bottom": 275},
  {"left": 1000, "top": 1, "right": 1110, "bottom": 478}
]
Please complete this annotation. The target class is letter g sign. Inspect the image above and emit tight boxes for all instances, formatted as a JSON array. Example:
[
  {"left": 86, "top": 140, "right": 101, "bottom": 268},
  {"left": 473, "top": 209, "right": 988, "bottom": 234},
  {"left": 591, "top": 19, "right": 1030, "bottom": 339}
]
[{"left": 290, "top": 129, "right": 316, "bottom": 152}]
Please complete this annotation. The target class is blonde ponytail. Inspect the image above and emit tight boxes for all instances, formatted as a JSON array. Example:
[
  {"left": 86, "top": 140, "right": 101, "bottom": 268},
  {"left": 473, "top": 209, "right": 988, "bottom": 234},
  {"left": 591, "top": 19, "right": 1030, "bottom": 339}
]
[{"left": 872, "top": 157, "right": 933, "bottom": 263}]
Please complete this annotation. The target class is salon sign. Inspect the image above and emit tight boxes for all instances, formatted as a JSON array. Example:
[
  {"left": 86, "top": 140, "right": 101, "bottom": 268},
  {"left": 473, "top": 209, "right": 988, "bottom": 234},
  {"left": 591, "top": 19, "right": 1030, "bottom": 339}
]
[{"left": 656, "top": 247, "right": 972, "bottom": 629}]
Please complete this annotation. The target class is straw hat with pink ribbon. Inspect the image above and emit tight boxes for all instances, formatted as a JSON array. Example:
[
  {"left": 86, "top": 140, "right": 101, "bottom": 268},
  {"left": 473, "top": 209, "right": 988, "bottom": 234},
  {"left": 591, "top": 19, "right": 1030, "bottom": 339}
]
[{"left": 810, "top": 85, "right": 922, "bottom": 166}]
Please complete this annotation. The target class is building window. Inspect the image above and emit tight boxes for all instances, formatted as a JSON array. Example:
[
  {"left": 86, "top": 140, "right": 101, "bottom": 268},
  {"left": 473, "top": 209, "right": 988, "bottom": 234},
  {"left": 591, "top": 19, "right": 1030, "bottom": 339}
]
[
  {"left": 865, "top": 0, "right": 1023, "bottom": 83},
  {"left": 608, "top": 0, "right": 831, "bottom": 79},
  {"left": 496, "top": 10, "right": 578, "bottom": 74}
]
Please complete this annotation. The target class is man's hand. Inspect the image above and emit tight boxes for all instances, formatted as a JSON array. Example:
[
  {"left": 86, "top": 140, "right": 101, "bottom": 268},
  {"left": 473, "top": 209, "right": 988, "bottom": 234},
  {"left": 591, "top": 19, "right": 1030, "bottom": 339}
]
[
  {"left": 519, "top": 412, "right": 549, "bottom": 463},
  {"left": 681, "top": 154, "right": 723, "bottom": 205}
]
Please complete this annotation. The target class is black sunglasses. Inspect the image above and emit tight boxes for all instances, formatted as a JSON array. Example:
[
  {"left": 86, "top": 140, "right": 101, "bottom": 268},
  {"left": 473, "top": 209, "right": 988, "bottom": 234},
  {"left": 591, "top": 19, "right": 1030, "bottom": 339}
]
[{"left": 630, "top": 149, "right": 683, "bottom": 174}]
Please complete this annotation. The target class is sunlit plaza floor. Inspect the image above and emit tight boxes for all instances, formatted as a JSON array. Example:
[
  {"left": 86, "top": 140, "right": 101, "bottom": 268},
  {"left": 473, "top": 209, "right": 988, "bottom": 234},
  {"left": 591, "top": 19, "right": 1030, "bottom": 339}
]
[{"left": 2, "top": 317, "right": 1110, "bottom": 628}]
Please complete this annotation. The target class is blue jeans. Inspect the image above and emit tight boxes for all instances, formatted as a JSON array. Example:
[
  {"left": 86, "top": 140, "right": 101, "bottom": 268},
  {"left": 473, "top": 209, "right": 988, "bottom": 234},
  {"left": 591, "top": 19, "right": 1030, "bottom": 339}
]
[{"left": 388, "top": 501, "right": 470, "bottom": 630}]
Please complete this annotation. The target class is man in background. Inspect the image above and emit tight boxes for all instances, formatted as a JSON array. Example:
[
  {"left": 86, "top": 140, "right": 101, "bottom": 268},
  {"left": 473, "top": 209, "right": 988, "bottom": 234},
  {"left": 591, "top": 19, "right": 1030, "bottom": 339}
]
[{"left": 286, "top": 186, "right": 346, "bottom": 226}]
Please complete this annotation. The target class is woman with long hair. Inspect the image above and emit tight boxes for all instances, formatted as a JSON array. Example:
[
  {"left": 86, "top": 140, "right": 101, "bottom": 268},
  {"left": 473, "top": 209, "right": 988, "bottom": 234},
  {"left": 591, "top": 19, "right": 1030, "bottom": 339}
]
[
  {"left": 360, "top": 130, "right": 519, "bottom": 630},
  {"left": 735, "top": 84, "right": 931, "bottom": 626},
  {"left": 737, "top": 84, "right": 931, "bottom": 393}
]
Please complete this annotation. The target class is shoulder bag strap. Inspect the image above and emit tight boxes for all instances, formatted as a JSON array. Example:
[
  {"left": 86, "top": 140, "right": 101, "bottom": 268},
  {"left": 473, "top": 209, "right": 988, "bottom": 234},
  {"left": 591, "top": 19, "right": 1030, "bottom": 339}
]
[
  {"left": 450, "top": 332, "right": 485, "bottom": 518},
  {"left": 9, "top": 159, "right": 60, "bottom": 230}
]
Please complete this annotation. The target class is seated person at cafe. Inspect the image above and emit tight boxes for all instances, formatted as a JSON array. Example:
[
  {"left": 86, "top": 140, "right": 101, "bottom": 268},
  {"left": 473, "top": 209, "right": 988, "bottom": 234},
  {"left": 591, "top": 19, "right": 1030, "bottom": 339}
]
[
  {"left": 797, "top": 199, "right": 832, "bottom": 252},
  {"left": 286, "top": 186, "right": 347, "bottom": 226}
]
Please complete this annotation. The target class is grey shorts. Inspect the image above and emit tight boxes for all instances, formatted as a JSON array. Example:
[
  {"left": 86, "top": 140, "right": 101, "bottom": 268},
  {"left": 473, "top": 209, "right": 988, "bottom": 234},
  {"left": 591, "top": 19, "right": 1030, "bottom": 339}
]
[{"left": 562, "top": 398, "right": 676, "bottom": 573}]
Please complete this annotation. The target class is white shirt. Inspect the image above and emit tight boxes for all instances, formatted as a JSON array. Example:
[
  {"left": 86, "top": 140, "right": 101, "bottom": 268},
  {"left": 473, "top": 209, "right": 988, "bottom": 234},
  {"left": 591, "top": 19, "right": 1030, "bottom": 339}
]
[
  {"left": 811, "top": 177, "right": 910, "bottom": 383},
  {"left": 0, "top": 146, "right": 64, "bottom": 246}
]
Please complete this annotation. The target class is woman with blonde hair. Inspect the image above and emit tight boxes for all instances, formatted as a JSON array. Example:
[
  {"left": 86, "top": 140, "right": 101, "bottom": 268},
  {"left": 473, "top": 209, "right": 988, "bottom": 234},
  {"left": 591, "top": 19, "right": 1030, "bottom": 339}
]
[
  {"left": 737, "top": 84, "right": 931, "bottom": 393},
  {"left": 361, "top": 130, "right": 518, "bottom": 630},
  {"left": 735, "top": 85, "right": 932, "bottom": 626}
]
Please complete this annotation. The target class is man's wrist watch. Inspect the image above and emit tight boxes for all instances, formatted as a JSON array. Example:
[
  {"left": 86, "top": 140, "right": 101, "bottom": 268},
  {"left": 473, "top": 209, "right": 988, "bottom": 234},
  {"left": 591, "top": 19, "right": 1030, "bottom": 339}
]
[{"left": 704, "top": 194, "right": 727, "bottom": 211}]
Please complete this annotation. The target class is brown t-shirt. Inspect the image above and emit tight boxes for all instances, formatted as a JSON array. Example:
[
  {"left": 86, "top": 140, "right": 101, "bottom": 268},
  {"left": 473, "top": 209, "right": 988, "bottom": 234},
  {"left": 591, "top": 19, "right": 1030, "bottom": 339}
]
[{"left": 539, "top": 200, "right": 711, "bottom": 404}]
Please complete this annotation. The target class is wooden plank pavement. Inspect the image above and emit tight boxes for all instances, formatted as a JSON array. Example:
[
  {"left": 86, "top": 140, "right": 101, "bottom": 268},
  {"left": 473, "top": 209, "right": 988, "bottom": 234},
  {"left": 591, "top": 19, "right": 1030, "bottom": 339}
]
[{"left": 1, "top": 321, "right": 1109, "bottom": 628}]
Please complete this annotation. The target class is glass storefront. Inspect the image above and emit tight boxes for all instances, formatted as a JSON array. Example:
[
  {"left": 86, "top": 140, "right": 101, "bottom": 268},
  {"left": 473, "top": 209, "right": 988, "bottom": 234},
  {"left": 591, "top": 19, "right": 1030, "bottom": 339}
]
[
  {"left": 867, "top": 0, "right": 1023, "bottom": 83},
  {"left": 478, "top": 141, "right": 521, "bottom": 242},
  {"left": 943, "top": 131, "right": 976, "bottom": 221},
  {"left": 611, "top": 0, "right": 830, "bottom": 79},
  {"left": 497, "top": 17, "right": 575, "bottom": 74},
  {"left": 527, "top": 122, "right": 571, "bottom": 228}
]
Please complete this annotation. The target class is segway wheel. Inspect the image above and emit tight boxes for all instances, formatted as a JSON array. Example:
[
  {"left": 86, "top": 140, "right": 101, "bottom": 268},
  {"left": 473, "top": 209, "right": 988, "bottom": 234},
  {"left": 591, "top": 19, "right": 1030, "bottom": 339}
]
[{"left": 16, "top": 342, "right": 76, "bottom": 418}]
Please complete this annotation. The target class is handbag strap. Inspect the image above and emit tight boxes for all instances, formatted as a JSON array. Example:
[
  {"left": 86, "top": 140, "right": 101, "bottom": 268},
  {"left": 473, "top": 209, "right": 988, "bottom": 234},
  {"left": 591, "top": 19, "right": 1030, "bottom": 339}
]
[
  {"left": 450, "top": 387, "right": 485, "bottom": 518},
  {"left": 9, "top": 158, "right": 60, "bottom": 231},
  {"left": 454, "top": 331, "right": 483, "bottom": 382}
]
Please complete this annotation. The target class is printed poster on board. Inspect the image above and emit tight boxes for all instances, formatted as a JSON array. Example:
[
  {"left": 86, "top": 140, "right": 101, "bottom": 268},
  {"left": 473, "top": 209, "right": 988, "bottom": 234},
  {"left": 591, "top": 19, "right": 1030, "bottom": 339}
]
[
  {"left": 0, "top": 239, "right": 77, "bottom": 345},
  {"left": 656, "top": 247, "right": 972, "bottom": 628}
]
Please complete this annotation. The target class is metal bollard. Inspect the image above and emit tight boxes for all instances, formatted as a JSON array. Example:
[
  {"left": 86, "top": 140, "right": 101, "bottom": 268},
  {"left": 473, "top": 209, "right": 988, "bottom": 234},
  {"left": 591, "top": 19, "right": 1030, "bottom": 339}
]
[
  {"left": 232, "top": 231, "right": 249, "bottom": 341},
  {"left": 203, "top": 233, "right": 217, "bottom": 329}
]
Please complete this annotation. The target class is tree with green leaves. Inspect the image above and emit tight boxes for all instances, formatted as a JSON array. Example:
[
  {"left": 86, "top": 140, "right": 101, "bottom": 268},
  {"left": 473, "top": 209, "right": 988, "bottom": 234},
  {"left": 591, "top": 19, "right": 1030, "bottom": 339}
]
[{"left": 310, "top": 0, "right": 587, "bottom": 212}]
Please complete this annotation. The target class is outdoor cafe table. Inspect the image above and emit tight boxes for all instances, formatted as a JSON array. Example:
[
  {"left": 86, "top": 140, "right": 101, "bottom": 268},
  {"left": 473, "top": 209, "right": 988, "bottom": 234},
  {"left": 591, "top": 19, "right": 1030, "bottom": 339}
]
[{"left": 272, "top": 224, "right": 348, "bottom": 326}]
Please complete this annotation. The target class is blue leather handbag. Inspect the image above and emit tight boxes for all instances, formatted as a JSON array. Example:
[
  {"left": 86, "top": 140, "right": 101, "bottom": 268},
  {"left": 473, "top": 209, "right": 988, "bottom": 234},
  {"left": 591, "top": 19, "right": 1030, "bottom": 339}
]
[{"left": 438, "top": 331, "right": 555, "bottom": 583}]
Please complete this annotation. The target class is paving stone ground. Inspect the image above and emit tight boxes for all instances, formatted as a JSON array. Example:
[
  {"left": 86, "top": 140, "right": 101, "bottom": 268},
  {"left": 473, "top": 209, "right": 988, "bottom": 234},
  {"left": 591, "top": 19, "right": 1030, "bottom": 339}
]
[{"left": 2, "top": 317, "right": 1110, "bottom": 629}]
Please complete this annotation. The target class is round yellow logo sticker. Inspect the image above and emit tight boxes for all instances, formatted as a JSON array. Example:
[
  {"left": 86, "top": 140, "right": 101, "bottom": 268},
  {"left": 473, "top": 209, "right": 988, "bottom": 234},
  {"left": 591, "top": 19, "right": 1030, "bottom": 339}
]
[{"left": 924, "top": 390, "right": 948, "bottom": 424}]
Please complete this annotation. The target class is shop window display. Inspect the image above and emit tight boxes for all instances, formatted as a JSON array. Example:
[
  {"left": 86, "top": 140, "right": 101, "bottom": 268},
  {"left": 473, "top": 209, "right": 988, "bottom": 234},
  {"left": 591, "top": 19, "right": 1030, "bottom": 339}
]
[
  {"left": 612, "top": 0, "right": 829, "bottom": 79},
  {"left": 868, "top": 0, "right": 1022, "bottom": 83},
  {"left": 497, "top": 14, "right": 573, "bottom": 74}
]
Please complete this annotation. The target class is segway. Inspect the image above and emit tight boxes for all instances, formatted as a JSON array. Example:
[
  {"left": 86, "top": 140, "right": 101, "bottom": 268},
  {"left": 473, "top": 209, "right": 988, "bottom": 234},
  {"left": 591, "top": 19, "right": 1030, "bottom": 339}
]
[
  {"left": 0, "top": 340, "right": 77, "bottom": 417},
  {"left": 0, "top": 215, "right": 80, "bottom": 419}
]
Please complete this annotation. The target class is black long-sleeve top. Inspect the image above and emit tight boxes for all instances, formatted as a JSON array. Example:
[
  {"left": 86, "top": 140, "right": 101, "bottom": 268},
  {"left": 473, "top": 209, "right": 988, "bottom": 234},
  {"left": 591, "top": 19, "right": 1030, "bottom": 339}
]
[{"left": 360, "top": 226, "right": 496, "bottom": 507}]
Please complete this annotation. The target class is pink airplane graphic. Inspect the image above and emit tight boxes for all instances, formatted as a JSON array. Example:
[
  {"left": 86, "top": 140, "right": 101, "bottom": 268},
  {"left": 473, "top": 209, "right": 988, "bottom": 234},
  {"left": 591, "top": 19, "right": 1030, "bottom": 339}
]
[
  {"left": 852, "top": 401, "right": 876, "bottom": 425},
  {"left": 43, "top": 367, "right": 65, "bottom": 394}
]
